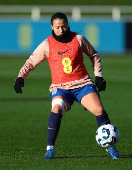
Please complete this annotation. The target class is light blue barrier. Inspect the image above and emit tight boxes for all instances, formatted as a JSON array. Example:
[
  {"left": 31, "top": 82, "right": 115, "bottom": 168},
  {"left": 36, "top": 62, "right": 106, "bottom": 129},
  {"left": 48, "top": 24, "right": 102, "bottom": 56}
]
[{"left": 0, "top": 18, "right": 125, "bottom": 55}]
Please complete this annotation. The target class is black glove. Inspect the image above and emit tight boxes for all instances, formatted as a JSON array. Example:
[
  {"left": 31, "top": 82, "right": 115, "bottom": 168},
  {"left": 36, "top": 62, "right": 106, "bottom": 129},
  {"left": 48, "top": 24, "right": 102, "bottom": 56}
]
[
  {"left": 14, "top": 77, "right": 24, "bottom": 94},
  {"left": 95, "top": 76, "right": 106, "bottom": 92}
]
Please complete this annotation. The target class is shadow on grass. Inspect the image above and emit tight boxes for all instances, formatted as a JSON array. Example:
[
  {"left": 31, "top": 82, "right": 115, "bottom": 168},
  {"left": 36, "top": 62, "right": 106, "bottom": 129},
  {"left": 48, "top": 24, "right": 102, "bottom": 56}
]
[
  {"left": 55, "top": 155, "right": 107, "bottom": 159},
  {"left": 55, "top": 154, "right": 132, "bottom": 159},
  {"left": 120, "top": 154, "right": 132, "bottom": 158},
  {"left": 0, "top": 97, "right": 50, "bottom": 102}
]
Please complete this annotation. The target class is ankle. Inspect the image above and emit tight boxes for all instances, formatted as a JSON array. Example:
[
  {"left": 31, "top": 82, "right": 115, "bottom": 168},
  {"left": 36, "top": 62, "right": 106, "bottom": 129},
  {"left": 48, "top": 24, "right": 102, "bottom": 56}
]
[{"left": 46, "top": 145, "right": 54, "bottom": 150}]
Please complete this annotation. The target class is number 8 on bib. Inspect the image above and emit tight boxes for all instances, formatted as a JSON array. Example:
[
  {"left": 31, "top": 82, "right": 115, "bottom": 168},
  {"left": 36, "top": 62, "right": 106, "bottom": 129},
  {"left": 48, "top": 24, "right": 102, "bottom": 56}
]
[{"left": 62, "top": 57, "right": 72, "bottom": 74}]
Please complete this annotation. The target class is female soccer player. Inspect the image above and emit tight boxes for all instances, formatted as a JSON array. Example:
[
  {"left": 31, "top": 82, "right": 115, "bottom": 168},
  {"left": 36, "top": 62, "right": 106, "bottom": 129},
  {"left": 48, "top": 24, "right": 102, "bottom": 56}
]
[{"left": 14, "top": 12, "right": 119, "bottom": 159}]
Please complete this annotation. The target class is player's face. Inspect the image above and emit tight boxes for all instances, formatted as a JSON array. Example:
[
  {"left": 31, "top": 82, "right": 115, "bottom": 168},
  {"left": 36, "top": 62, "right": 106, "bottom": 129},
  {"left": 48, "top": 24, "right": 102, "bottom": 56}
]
[{"left": 51, "top": 19, "right": 68, "bottom": 36}]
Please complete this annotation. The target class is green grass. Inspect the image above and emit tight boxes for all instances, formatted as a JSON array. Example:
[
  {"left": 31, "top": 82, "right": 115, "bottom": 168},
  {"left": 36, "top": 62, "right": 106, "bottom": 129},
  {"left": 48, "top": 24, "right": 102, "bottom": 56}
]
[
  {"left": 1, "top": 0, "right": 132, "bottom": 5},
  {"left": 0, "top": 54, "right": 132, "bottom": 170}
]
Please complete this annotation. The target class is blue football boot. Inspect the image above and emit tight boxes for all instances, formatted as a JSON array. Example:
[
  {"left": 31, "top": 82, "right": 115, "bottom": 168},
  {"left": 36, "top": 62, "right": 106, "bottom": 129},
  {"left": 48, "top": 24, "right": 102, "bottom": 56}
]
[
  {"left": 44, "top": 149, "right": 55, "bottom": 159},
  {"left": 106, "top": 146, "right": 119, "bottom": 159}
]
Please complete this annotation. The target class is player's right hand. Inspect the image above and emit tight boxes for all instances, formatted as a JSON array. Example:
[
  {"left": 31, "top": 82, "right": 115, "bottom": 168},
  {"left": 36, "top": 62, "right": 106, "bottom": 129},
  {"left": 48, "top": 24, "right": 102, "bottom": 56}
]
[{"left": 14, "top": 77, "right": 24, "bottom": 94}]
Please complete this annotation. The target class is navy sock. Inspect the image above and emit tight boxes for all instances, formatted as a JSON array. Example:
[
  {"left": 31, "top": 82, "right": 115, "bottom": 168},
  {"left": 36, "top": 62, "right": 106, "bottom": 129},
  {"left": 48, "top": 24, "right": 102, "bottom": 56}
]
[
  {"left": 47, "top": 112, "right": 62, "bottom": 146},
  {"left": 96, "top": 111, "right": 110, "bottom": 127}
]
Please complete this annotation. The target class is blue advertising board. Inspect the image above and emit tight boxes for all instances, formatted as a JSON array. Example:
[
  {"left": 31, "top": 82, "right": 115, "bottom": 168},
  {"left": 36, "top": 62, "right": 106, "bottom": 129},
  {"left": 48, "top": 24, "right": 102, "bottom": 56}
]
[
  {"left": 0, "top": 18, "right": 125, "bottom": 55},
  {"left": 70, "top": 19, "right": 125, "bottom": 53}
]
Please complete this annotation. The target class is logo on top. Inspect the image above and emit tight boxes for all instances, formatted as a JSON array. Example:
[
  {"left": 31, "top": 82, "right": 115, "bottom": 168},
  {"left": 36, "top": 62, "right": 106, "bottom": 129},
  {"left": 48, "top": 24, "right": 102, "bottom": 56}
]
[{"left": 58, "top": 49, "right": 71, "bottom": 55}]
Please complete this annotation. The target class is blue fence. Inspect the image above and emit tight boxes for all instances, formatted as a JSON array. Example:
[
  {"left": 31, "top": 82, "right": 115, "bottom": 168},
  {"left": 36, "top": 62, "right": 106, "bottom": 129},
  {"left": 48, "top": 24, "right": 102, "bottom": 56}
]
[{"left": 0, "top": 18, "right": 125, "bottom": 55}]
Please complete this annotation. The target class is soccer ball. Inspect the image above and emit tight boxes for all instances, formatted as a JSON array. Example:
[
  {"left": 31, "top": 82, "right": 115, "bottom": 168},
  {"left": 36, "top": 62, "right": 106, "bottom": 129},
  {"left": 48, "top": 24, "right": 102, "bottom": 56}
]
[{"left": 95, "top": 124, "right": 119, "bottom": 148}]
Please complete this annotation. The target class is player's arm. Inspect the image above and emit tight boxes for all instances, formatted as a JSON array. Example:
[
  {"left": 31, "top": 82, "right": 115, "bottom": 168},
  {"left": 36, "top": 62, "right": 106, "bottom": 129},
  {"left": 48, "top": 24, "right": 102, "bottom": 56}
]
[
  {"left": 14, "top": 39, "right": 49, "bottom": 93},
  {"left": 77, "top": 35, "right": 106, "bottom": 92}
]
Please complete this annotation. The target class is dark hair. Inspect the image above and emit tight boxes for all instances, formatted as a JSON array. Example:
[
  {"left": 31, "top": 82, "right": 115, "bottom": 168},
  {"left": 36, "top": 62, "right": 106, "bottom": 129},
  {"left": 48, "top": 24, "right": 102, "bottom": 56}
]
[{"left": 51, "top": 12, "right": 68, "bottom": 25}]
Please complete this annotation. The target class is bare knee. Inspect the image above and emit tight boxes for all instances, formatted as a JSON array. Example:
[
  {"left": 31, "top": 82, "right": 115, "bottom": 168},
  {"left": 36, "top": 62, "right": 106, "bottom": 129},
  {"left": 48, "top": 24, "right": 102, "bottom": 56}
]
[
  {"left": 52, "top": 105, "right": 63, "bottom": 114},
  {"left": 94, "top": 106, "right": 104, "bottom": 116}
]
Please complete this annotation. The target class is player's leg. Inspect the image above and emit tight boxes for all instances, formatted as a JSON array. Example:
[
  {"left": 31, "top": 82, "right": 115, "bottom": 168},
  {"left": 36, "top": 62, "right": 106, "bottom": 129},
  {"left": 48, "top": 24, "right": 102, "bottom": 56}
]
[
  {"left": 44, "top": 96, "right": 71, "bottom": 159},
  {"left": 81, "top": 92, "right": 110, "bottom": 127},
  {"left": 73, "top": 84, "right": 110, "bottom": 127},
  {"left": 80, "top": 86, "right": 119, "bottom": 159},
  {"left": 44, "top": 89, "right": 73, "bottom": 159}
]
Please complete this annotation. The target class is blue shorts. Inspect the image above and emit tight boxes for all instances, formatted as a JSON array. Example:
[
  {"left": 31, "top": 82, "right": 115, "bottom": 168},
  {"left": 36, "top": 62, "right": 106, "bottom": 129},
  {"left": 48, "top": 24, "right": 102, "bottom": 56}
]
[{"left": 50, "top": 84, "right": 98, "bottom": 106}]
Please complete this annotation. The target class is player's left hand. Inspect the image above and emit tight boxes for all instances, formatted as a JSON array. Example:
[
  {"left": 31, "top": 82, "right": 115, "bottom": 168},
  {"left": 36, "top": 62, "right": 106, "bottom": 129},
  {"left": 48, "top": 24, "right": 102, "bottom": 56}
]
[{"left": 95, "top": 76, "right": 106, "bottom": 92}]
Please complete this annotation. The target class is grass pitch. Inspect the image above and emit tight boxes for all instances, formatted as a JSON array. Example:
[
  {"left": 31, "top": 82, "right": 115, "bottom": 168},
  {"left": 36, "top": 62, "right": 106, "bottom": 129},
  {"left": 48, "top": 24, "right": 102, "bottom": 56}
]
[{"left": 0, "top": 54, "right": 132, "bottom": 170}]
